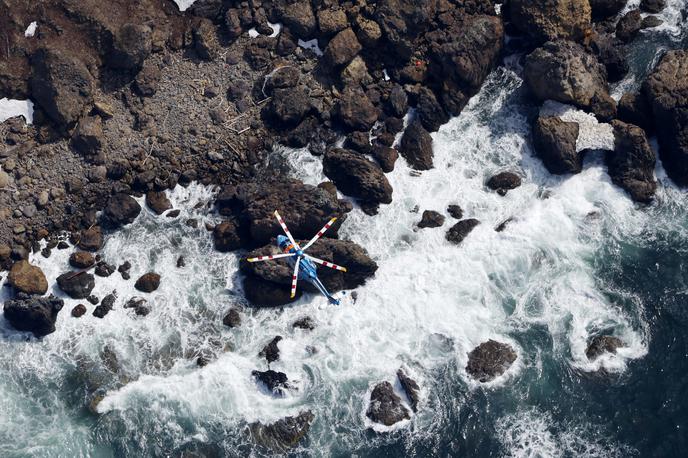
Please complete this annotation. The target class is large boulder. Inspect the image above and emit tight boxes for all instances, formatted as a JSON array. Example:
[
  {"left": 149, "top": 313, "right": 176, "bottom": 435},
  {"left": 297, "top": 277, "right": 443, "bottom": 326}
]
[
  {"left": 3, "top": 293, "right": 63, "bottom": 337},
  {"left": 107, "top": 23, "right": 152, "bottom": 70},
  {"left": 509, "top": 0, "right": 592, "bottom": 44},
  {"left": 215, "top": 179, "right": 350, "bottom": 248},
  {"left": 589, "top": 31, "right": 629, "bottom": 83},
  {"left": 486, "top": 172, "right": 522, "bottom": 196},
  {"left": 30, "top": 48, "right": 94, "bottom": 129},
  {"left": 145, "top": 191, "right": 172, "bottom": 215},
  {"left": 334, "top": 88, "right": 379, "bottom": 132},
  {"left": 71, "top": 116, "right": 103, "bottom": 156},
  {"left": 242, "top": 238, "right": 378, "bottom": 307},
  {"left": 466, "top": 340, "right": 517, "bottom": 382},
  {"left": 532, "top": 116, "right": 583, "bottom": 174},
  {"left": 57, "top": 272, "right": 96, "bottom": 299},
  {"left": 275, "top": 1, "right": 316, "bottom": 37},
  {"left": 366, "top": 381, "right": 410, "bottom": 426},
  {"left": 606, "top": 120, "right": 656, "bottom": 203},
  {"left": 426, "top": 15, "right": 504, "bottom": 115},
  {"left": 77, "top": 226, "right": 104, "bottom": 252},
  {"left": 8, "top": 260, "right": 48, "bottom": 295},
  {"left": 193, "top": 18, "right": 220, "bottom": 61},
  {"left": 102, "top": 193, "right": 142, "bottom": 228},
  {"left": 618, "top": 91, "right": 654, "bottom": 133},
  {"left": 400, "top": 120, "right": 434, "bottom": 170},
  {"left": 249, "top": 411, "right": 314, "bottom": 452},
  {"left": 616, "top": 10, "right": 643, "bottom": 43},
  {"left": 643, "top": 50, "right": 688, "bottom": 186},
  {"left": 135, "top": 273, "right": 161, "bottom": 293},
  {"left": 264, "top": 86, "right": 312, "bottom": 128},
  {"left": 213, "top": 220, "right": 245, "bottom": 252},
  {"left": 324, "top": 28, "right": 362, "bottom": 68},
  {"left": 323, "top": 148, "right": 393, "bottom": 210},
  {"left": 525, "top": 41, "right": 616, "bottom": 120}
]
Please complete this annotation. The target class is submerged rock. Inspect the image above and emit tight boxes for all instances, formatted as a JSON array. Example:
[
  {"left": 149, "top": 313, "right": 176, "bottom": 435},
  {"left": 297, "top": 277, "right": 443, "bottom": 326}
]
[
  {"left": 57, "top": 272, "right": 95, "bottom": 299},
  {"left": 466, "top": 340, "right": 517, "bottom": 382},
  {"left": 3, "top": 293, "right": 63, "bottom": 337},
  {"left": 446, "top": 219, "right": 480, "bottom": 245},
  {"left": 366, "top": 381, "right": 410, "bottom": 426},
  {"left": 249, "top": 411, "right": 314, "bottom": 452},
  {"left": 397, "top": 369, "right": 420, "bottom": 412},
  {"left": 8, "top": 260, "right": 48, "bottom": 295},
  {"left": 586, "top": 335, "right": 625, "bottom": 360}
]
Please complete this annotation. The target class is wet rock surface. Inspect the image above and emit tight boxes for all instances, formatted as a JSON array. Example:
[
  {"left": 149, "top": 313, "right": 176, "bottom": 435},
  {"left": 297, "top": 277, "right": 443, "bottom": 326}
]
[
  {"left": 466, "top": 340, "right": 517, "bottom": 382},
  {"left": 586, "top": 335, "right": 625, "bottom": 360},
  {"left": 3, "top": 293, "right": 64, "bottom": 337},
  {"left": 446, "top": 219, "right": 480, "bottom": 245},
  {"left": 486, "top": 172, "right": 522, "bottom": 196},
  {"left": 252, "top": 369, "right": 292, "bottom": 396},
  {"left": 134, "top": 272, "right": 161, "bottom": 293},
  {"left": 417, "top": 210, "right": 445, "bottom": 229},
  {"left": 397, "top": 369, "right": 420, "bottom": 412},
  {"left": 249, "top": 411, "right": 314, "bottom": 452},
  {"left": 366, "top": 381, "right": 410, "bottom": 426},
  {"left": 57, "top": 272, "right": 96, "bottom": 299}
]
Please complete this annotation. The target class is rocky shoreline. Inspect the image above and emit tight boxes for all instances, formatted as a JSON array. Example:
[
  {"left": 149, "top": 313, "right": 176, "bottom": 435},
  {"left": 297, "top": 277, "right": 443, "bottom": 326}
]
[{"left": 1, "top": 0, "right": 686, "bottom": 450}]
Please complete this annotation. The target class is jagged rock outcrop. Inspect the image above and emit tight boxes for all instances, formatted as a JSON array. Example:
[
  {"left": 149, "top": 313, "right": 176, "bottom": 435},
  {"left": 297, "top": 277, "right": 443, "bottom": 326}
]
[
  {"left": 643, "top": 50, "right": 688, "bottom": 186},
  {"left": 533, "top": 116, "right": 583, "bottom": 174},
  {"left": 366, "top": 381, "right": 410, "bottom": 426},
  {"left": 525, "top": 41, "right": 617, "bottom": 120},
  {"left": 606, "top": 120, "right": 656, "bottom": 203},
  {"left": 466, "top": 340, "right": 517, "bottom": 382}
]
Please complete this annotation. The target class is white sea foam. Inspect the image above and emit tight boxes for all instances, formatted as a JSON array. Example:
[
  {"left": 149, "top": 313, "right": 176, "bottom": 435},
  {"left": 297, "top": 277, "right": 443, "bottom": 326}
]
[
  {"left": 540, "top": 101, "right": 615, "bottom": 152},
  {"left": 0, "top": 98, "right": 34, "bottom": 124},
  {"left": 172, "top": 0, "right": 197, "bottom": 12}
]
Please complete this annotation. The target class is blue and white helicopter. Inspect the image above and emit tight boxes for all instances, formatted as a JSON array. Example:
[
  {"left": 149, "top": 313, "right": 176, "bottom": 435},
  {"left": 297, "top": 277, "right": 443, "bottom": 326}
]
[{"left": 247, "top": 211, "right": 347, "bottom": 305}]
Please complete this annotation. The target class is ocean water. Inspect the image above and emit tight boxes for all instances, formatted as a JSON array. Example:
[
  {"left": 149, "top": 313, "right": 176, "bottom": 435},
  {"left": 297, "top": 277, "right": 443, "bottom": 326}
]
[{"left": 1, "top": 4, "right": 688, "bottom": 457}]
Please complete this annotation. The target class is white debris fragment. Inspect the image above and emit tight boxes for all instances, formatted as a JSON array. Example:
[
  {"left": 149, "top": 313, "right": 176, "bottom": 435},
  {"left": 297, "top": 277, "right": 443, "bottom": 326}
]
[
  {"left": 0, "top": 98, "right": 34, "bottom": 125},
  {"left": 172, "top": 0, "right": 197, "bottom": 12},
  {"left": 268, "top": 22, "right": 282, "bottom": 38},
  {"left": 298, "top": 38, "right": 323, "bottom": 57},
  {"left": 248, "top": 28, "right": 260, "bottom": 38},
  {"left": 24, "top": 21, "right": 38, "bottom": 37},
  {"left": 540, "top": 100, "right": 615, "bottom": 152},
  {"left": 382, "top": 69, "right": 390, "bottom": 81}
]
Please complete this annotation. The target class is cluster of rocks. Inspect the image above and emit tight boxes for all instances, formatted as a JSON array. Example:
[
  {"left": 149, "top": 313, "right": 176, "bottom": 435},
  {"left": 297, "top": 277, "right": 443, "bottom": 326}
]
[
  {"left": 365, "top": 368, "right": 421, "bottom": 427},
  {"left": 509, "top": 0, "right": 680, "bottom": 204}
]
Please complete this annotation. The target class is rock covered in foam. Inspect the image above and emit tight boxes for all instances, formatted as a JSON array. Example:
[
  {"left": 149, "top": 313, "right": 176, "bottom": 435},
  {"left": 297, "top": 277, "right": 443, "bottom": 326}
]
[
  {"left": 586, "top": 335, "right": 625, "bottom": 360},
  {"left": 241, "top": 238, "right": 377, "bottom": 307},
  {"left": 366, "top": 381, "right": 410, "bottom": 426},
  {"left": 3, "top": 293, "right": 63, "bottom": 337},
  {"left": 466, "top": 339, "right": 517, "bottom": 382}
]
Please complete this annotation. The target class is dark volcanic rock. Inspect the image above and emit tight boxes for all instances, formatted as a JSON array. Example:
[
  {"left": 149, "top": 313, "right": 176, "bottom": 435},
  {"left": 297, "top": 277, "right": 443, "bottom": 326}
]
[
  {"left": 417, "top": 210, "right": 445, "bottom": 229},
  {"left": 30, "top": 48, "right": 94, "bottom": 129},
  {"left": 466, "top": 339, "right": 517, "bottom": 382},
  {"left": 276, "top": 0, "right": 316, "bottom": 37},
  {"left": 134, "top": 273, "right": 161, "bottom": 293},
  {"left": 486, "top": 172, "right": 522, "bottom": 196},
  {"left": 8, "top": 260, "right": 48, "bottom": 295},
  {"left": 252, "top": 369, "right": 292, "bottom": 396},
  {"left": 616, "top": 10, "right": 643, "bottom": 43},
  {"left": 215, "top": 179, "right": 350, "bottom": 248},
  {"left": 222, "top": 308, "right": 241, "bottom": 328},
  {"left": 373, "top": 146, "right": 399, "bottom": 173},
  {"left": 259, "top": 336, "right": 283, "bottom": 364},
  {"left": 103, "top": 194, "right": 142, "bottom": 228},
  {"left": 618, "top": 92, "right": 653, "bottom": 132},
  {"left": 586, "top": 335, "right": 624, "bottom": 360},
  {"left": 324, "top": 28, "right": 361, "bottom": 68},
  {"left": 3, "top": 293, "right": 63, "bottom": 337},
  {"left": 643, "top": 50, "right": 688, "bottom": 186},
  {"left": 525, "top": 41, "right": 616, "bottom": 120},
  {"left": 57, "top": 272, "right": 95, "bottom": 299},
  {"left": 108, "top": 23, "right": 152, "bottom": 70},
  {"left": 533, "top": 116, "right": 583, "bottom": 174},
  {"left": 589, "top": 32, "right": 629, "bottom": 83},
  {"left": 334, "top": 88, "right": 379, "bottom": 132},
  {"left": 323, "top": 148, "right": 392, "bottom": 209},
  {"left": 134, "top": 61, "right": 161, "bottom": 96},
  {"left": 93, "top": 293, "right": 117, "bottom": 318},
  {"left": 509, "top": 0, "right": 592, "bottom": 44},
  {"left": 70, "top": 252, "right": 95, "bottom": 269},
  {"left": 606, "top": 120, "right": 657, "bottom": 203},
  {"left": 366, "top": 381, "right": 410, "bottom": 426},
  {"left": 242, "top": 238, "right": 378, "bottom": 307},
  {"left": 146, "top": 191, "right": 172, "bottom": 215},
  {"left": 446, "top": 219, "right": 480, "bottom": 245},
  {"left": 416, "top": 87, "right": 449, "bottom": 132},
  {"left": 397, "top": 369, "right": 420, "bottom": 412},
  {"left": 400, "top": 120, "right": 434, "bottom": 170},
  {"left": 194, "top": 19, "right": 220, "bottom": 61},
  {"left": 71, "top": 303, "right": 87, "bottom": 318},
  {"left": 249, "top": 411, "right": 314, "bottom": 452},
  {"left": 95, "top": 262, "right": 116, "bottom": 277}
]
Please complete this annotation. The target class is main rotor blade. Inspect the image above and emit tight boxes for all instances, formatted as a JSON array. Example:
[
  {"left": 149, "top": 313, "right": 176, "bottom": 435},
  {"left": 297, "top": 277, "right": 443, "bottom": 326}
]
[
  {"left": 304, "top": 255, "right": 347, "bottom": 272},
  {"left": 274, "top": 210, "right": 301, "bottom": 250},
  {"left": 290, "top": 256, "right": 301, "bottom": 298},
  {"left": 247, "top": 253, "right": 296, "bottom": 263},
  {"left": 301, "top": 217, "right": 337, "bottom": 251}
]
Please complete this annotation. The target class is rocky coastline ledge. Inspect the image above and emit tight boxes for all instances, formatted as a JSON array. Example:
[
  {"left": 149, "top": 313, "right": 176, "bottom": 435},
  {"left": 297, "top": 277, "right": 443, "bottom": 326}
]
[{"left": 0, "top": 0, "right": 686, "bottom": 450}]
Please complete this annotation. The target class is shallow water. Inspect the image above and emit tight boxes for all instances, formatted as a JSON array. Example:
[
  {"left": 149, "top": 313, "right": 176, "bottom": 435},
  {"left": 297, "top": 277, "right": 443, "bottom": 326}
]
[{"left": 2, "top": 4, "right": 688, "bottom": 457}]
